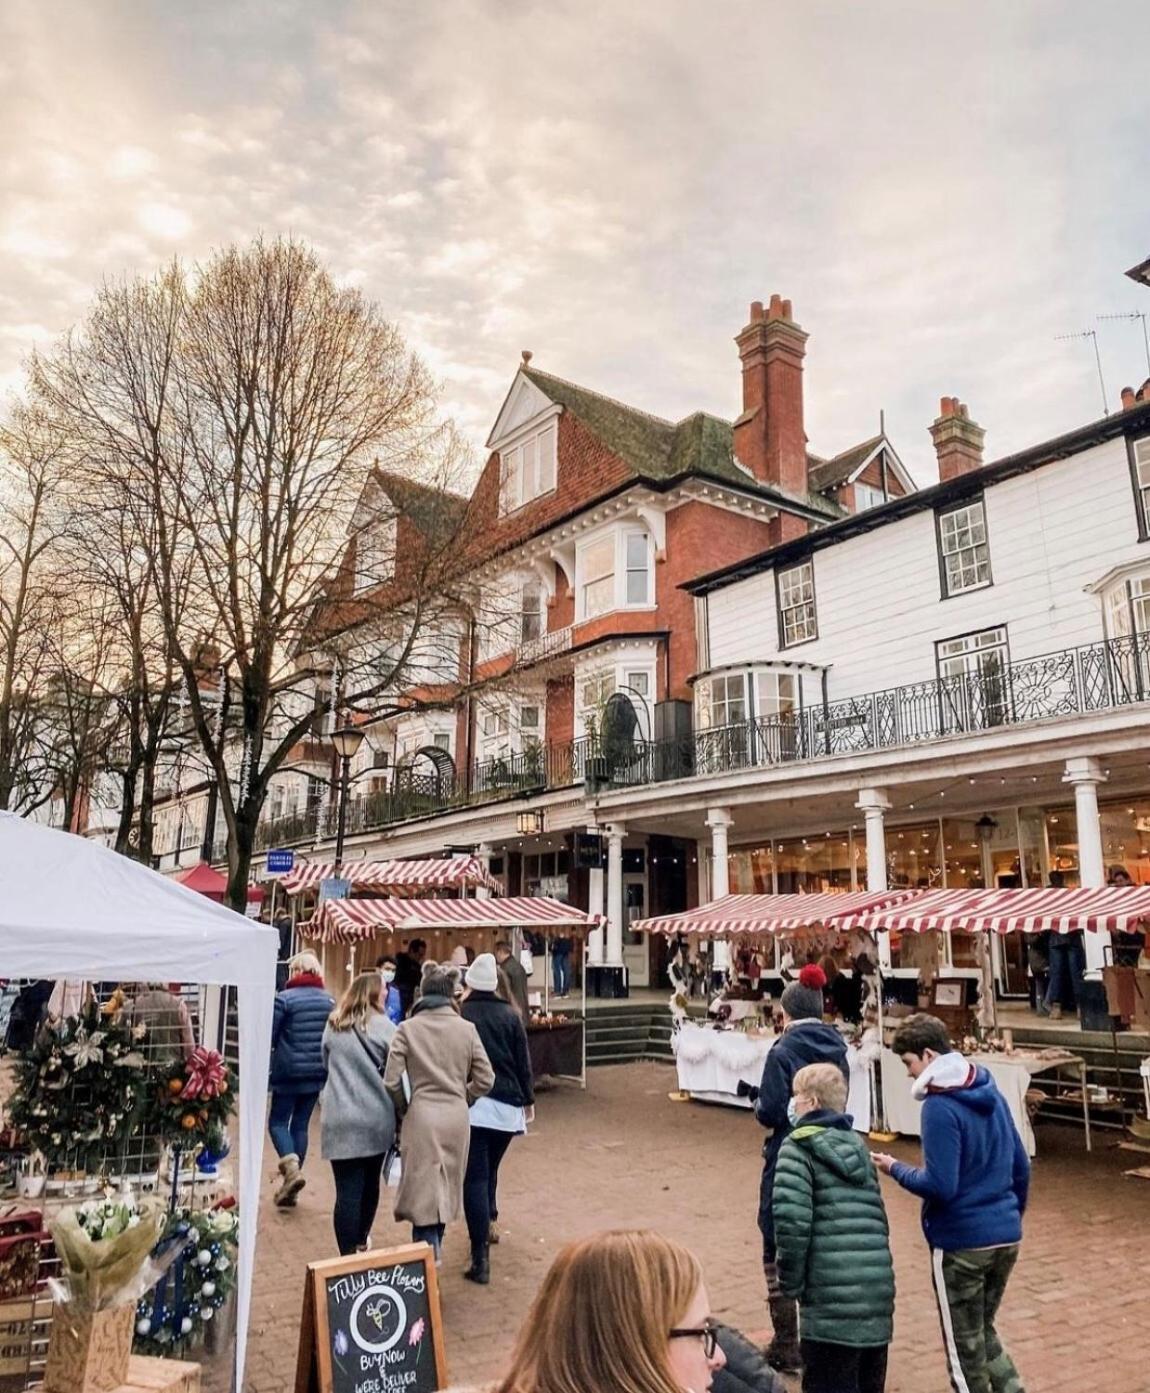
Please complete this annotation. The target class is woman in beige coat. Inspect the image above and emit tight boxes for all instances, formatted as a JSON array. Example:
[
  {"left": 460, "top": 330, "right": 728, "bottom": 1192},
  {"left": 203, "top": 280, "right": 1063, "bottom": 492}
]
[{"left": 383, "top": 962, "right": 494, "bottom": 1260}]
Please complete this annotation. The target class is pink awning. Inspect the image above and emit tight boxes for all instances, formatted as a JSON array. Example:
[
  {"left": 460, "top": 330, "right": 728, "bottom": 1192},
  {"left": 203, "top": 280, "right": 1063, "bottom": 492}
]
[
  {"left": 826, "top": 885, "right": 1150, "bottom": 935},
  {"left": 631, "top": 890, "right": 917, "bottom": 939},
  {"left": 278, "top": 856, "right": 501, "bottom": 898},
  {"left": 302, "top": 895, "right": 602, "bottom": 944}
]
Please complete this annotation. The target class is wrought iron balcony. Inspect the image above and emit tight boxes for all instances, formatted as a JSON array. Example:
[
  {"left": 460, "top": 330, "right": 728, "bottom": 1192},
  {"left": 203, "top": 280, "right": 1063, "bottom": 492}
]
[{"left": 515, "top": 623, "right": 574, "bottom": 667}]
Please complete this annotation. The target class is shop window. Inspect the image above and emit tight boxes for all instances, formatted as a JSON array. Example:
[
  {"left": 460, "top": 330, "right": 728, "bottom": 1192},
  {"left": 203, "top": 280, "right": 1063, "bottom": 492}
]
[
  {"left": 776, "top": 560, "right": 817, "bottom": 647},
  {"left": 935, "top": 626, "right": 1010, "bottom": 729},
  {"left": 774, "top": 832, "right": 855, "bottom": 894},
  {"left": 888, "top": 821, "right": 944, "bottom": 889},
  {"left": 936, "top": 498, "right": 991, "bottom": 597},
  {"left": 729, "top": 843, "right": 776, "bottom": 894}
]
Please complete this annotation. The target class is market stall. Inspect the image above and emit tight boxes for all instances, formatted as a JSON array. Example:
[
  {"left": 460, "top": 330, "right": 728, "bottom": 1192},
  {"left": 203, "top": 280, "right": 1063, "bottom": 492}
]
[
  {"left": 278, "top": 855, "right": 501, "bottom": 898},
  {"left": 302, "top": 895, "right": 600, "bottom": 1085},
  {"left": 0, "top": 812, "right": 276, "bottom": 1391},
  {"left": 633, "top": 890, "right": 919, "bottom": 1113},
  {"left": 824, "top": 884, "right": 1150, "bottom": 1151}
]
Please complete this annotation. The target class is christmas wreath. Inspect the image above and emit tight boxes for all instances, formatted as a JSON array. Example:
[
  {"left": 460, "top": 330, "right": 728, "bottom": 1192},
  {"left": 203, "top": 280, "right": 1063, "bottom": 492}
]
[
  {"left": 154, "top": 1048, "right": 236, "bottom": 1151},
  {"left": 6, "top": 1001, "right": 152, "bottom": 1169},
  {"left": 133, "top": 1203, "right": 239, "bottom": 1357}
]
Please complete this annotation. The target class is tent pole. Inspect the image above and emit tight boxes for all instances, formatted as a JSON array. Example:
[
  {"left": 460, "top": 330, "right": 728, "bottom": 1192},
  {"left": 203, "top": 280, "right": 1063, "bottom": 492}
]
[{"left": 544, "top": 934, "right": 550, "bottom": 1016}]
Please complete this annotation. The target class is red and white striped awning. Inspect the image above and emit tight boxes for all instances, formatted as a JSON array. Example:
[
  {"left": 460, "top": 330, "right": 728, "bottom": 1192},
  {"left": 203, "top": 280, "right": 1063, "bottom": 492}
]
[
  {"left": 631, "top": 890, "right": 917, "bottom": 939},
  {"left": 278, "top": 856, "right": 501, "bottom": 898},
  {"left": 825, "top": 885, "right": 1150, "bottom": 935},
  {"left": 303, "top": 895, "right": 602, "bottom": 944}
]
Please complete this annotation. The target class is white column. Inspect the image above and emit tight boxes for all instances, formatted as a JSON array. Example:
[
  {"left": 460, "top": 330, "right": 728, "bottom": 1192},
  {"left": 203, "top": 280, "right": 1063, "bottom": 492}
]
[
  {"left": 1064, "top": 756, "right": 1111, "bottom": 973},
  {"left": 587, "top": 828, "right": 605, "bottom": 966},
  {"left": 605, "top": 823, "right": 626, "bottom": 968},
  {"left": 476, "top": 841, "right": 493, "bottom": 899},
  {"left": 706, "top": 808, "right": 733, "bottom": 973},
  {"left": 856, "top": 787, "right": 892, "bottom": 967}
]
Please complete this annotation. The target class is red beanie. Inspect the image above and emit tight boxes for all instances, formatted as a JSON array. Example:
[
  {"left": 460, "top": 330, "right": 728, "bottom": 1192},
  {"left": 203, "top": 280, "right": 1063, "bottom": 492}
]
[{"left": 798, "top": 964, "right": 827, "bottom": 990}]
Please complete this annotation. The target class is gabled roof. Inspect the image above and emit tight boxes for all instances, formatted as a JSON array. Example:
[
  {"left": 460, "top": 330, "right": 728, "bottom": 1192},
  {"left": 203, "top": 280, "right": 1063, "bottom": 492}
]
[
  {"left": 807, "top": 434, "right": 916, "bottom": 496},
  {"left": 520, "top": 366, "right": 840, "bottom": 520},
  {"left": 371, "top": 468, "right": 468, "bottom": 538}
]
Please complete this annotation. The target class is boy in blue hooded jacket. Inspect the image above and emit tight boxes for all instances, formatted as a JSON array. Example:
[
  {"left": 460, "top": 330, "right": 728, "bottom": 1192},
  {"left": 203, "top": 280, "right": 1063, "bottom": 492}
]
[{"left": 873, "top": 1013, "right": 1029, "bottom": 1393}]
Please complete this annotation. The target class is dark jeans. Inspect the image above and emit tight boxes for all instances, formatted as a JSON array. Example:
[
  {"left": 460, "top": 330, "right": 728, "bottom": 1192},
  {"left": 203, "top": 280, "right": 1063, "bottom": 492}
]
[
  {"left": 330, "top": 1153, "right": 385, "bottom": 1256},
  {"left": 801, "top": 1340, "right": 888, "bottom": 1393},
  {"left": 268, "top": 1090, "right": 320, "bottom": 1163},
  {"left": 931, "top": 1245, "right": 1024, "bottom": 1393},
  {"left": 552, "top": 951, "right": 571, "bottom": 995},
  {"left": 412, "top": 1223, "right": 445, "bottom": 1257},
  {"left": 1044, "top": 935, "right": 1085, "bottom": 1011},
  {"left": 463, "top": 1126, "right": 515, "bottom": 1256}
]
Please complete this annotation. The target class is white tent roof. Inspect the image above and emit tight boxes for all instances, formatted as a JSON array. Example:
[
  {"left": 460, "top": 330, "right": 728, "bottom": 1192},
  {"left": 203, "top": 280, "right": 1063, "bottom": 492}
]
[{"left": 0, "top": 813, "right": 276, "bottom": 1390}]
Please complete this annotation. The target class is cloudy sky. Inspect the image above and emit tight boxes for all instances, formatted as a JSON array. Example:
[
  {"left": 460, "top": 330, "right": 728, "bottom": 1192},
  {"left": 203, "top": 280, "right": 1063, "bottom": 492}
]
[{"left": 3, "top": 1, "right": 1149, "bottom": 484}]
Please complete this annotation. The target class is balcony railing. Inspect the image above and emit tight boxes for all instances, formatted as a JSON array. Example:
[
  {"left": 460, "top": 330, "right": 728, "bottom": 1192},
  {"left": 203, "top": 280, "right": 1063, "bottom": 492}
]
[
  {"left": 516, "top": 623, "right": 574, "bottom": 667},
  {"left": 225, "top": 632, "right": 1150, "bottom": 855}
]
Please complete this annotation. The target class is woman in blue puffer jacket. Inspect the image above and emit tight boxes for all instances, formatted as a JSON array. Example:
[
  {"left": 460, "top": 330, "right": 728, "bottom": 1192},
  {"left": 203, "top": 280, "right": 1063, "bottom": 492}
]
[{"left": 269, "top": 951, "right": 335, "bottom": 1207}]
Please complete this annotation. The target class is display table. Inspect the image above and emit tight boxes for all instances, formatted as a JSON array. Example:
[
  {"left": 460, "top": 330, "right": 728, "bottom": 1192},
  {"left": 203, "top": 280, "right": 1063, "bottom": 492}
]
[
  {"left": 878, "top": 1048, "right": 1090, "bottom": 1156},
  {"left": 527, "top": 1021, "right": 583, "bottom": 1079},
  {"left": 673, "top": 1023, "right": 872, "bottom": 1132}
]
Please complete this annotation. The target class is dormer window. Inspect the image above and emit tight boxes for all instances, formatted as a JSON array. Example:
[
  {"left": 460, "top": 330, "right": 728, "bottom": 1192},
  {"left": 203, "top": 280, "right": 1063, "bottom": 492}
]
[
  {"left": 354, "top": 517, "right": 397, "bottom": 593},
  {"left": 499, "top": 422, "right": 557, "bottom": 516},
  {"left": 854, "top": 482, "right": 887, "bottom": 511}
]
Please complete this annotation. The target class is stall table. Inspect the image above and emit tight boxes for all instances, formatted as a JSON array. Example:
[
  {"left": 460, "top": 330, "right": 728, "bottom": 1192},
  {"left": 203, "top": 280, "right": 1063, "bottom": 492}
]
[
  {"left": 879, "top": 1047, "right": 1090, "bottom": 1155},
  {"left": 673, "top": 1023, "right": 873, "bottom": 1132},
  {"left": 527, "top": 1021, "right": 584, "bottom": 1080}
]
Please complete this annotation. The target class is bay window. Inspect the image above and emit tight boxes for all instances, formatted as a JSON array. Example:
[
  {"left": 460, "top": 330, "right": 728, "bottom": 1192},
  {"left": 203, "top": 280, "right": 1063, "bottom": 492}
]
[
  {"left": 694, "top": 666, "right": 801, "bottom": 769},
  {"left": 576, "top": 527, "right": 654, "bottom": 621},
  {"left": 580, "top": 537, "right": 615, "bottom": 619},
  {"left": 625, "top": 531, "right": 651, "bottom": 604}
]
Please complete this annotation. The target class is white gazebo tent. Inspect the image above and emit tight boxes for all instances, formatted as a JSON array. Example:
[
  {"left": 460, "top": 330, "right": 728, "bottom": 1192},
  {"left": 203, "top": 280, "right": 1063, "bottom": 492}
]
[{"left": 0, "top": 813, "right": 276, "bottom": 1391}]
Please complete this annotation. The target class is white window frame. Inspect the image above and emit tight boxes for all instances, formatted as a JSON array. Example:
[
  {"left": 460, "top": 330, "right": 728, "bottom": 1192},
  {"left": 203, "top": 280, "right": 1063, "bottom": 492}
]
[
  {"left": 498, "top": 421, "right": 558, "bottom": 517},
  {"left": 937, "top": 498, "right": 991, "bottom": 597},
  {"left": 578, "top": 535, "right": 616, "bottom": 621},
  {"left": 1132, "top": 437, "right": 1150, "bottom": 535},
  {"left": 777, "top": 560, "right": 817, "bottom": 648},
  {"left": 1104, "top": 573, "right": 1150, "bottom": 639},
  {"left": 576, "top": 527, "right": 653, "bottom": 622},
  {"left": 854, "top": 481, "right": 886, "bottom": 512},
  {"left": 353, "top": 516, "right": 397, "bottom": 593},
  {"left": 520, "top": 582, "right": 544, "bottom": 644},
  {"left": 935, "top": 626, "right": 1010, "bottom": 729},
  {"left": 624, "top": 529, "right": 652, "bottom": 606}
]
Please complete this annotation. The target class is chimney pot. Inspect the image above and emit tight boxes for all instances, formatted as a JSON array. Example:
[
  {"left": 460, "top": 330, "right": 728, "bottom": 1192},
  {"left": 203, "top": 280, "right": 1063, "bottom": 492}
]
[
  {"left": 768, "top": 293, "right": 784, "bottom": 319},
  {"left": 930, "top": 395, "right": 985, "bottom": 483},
  {"left": 782, "top": 298, "right": 793, "bottom": 320},
  {"left": 750, "top": 300, "right": 765, "bottom": 322}
]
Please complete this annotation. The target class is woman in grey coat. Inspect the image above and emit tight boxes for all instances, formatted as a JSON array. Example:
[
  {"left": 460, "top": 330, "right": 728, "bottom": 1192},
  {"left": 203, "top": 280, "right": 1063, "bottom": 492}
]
[{"left": 320, "top": 972, "right": 397, "bottom": 1255}]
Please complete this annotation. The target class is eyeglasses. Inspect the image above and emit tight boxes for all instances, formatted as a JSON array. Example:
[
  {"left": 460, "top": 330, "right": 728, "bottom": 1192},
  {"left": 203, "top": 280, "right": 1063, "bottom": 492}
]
[{"left": 668, "top": 1321, "right": 718, "bottom": 1359}]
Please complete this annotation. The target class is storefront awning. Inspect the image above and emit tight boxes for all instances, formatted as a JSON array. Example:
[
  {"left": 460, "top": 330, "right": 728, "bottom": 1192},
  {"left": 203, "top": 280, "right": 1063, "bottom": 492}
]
[
  {"left": 303, "top": 895, "right": 602, "bottom": 944},
  {"left": 278, "top": 856, "right": 501, "bottom": 897},
  {"left": 826, "top": 885, "right": 1150, "bottom": 934},
  {"left": 631, "top": 890, "right": 917, "bottom": 939}
]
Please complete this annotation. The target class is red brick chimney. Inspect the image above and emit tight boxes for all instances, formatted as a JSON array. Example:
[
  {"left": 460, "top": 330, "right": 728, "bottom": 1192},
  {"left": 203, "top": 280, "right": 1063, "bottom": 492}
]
[
  {"left": 929, "top": 397, "right": 985, "bottom": 483},
  {"left": 733, "top": 296, "right": 809, "bottom": 502}
]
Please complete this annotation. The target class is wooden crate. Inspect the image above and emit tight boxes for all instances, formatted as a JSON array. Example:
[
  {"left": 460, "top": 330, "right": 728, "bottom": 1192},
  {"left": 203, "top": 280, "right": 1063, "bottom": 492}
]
[{"left": 119, "top": 1356, "right": 200, "bottom": 1393}]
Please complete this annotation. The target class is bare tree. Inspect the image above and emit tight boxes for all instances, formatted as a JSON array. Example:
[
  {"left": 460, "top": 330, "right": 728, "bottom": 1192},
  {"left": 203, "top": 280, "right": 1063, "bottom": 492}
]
[{"left": 0, "top": 405, "right": 69, "bottom": 814}]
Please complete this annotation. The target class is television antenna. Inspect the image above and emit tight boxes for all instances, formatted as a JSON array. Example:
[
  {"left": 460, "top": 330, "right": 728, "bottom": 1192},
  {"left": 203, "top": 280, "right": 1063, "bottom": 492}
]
[
  {"left": 1098, "top": 311, "right": 1150, "bottom": 378},
  {"left": 1054, "top": 328, "right": 1108, "bottom": 416}
]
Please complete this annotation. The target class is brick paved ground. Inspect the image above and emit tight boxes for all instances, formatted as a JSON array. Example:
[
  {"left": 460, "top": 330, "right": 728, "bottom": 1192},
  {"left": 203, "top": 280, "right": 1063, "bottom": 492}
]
[{"left": 240, "top": 1062, "right": 1149, "bottom": 1393}]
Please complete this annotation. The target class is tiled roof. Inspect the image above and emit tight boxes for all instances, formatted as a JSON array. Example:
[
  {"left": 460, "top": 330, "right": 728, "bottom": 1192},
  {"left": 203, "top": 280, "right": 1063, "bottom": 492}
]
[
  {"left": 807, "top": 435, "right": 884, "bottom": 493},
  {"left": 372, "top": 468, "right": 468, "bottom": 537}
]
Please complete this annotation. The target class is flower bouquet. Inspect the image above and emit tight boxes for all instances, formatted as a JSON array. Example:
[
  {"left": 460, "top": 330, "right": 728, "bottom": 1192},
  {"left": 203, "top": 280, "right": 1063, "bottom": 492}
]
[{"left": 44, "top": 1192, "right": 167, "bottom": 1393}]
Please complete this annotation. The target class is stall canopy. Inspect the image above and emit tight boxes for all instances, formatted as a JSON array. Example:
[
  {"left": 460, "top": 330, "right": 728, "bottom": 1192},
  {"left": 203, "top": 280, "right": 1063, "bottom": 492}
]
[
  {"left": 631, "top": 890, "right": 918, "bottom": 939},
  {"left": 279, "top": 855, "right": 500, "bottom": 897},
  {"left": 825, "top": 884, "right": 1150, "bottom": 935},
  {"left": 175, "top": 860, "right": 264, "bottom": 905},
  {"left": 304, "top": 894, "right": 602, "bottom": 943},
  {"left": 0, "top": 813, "right": 276, "bottom": 1392}
]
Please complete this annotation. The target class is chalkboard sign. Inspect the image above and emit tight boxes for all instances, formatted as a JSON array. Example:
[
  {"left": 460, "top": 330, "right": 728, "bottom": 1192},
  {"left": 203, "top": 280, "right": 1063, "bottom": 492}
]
[{"left": 295, "top": 1244, "right": 447, "bottom": 1393}]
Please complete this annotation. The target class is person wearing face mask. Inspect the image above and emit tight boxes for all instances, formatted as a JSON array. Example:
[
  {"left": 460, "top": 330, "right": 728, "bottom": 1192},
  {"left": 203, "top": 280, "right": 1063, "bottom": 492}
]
[
  {"left": 375, "top": 955, "right": 403, "bottom": 1026},
  {"left": 773, "top": 1064, "right": 894, "bottom": 1393},
  {"left": 487, "top": 1229, "right": 729, "bottom": 1393},
  {"left": 753, "top": 964, "right": 848, "bottom": 1375}
]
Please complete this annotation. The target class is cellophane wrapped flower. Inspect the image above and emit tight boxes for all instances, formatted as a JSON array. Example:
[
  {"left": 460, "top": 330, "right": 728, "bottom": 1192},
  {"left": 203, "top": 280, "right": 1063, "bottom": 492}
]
[{"left": 50, "top": 1191, "right": 167, "bottom": 1311}]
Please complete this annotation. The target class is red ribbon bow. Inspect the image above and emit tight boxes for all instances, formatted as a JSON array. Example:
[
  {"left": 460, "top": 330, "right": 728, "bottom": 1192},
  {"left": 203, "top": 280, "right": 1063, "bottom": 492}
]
[{"left": 182, "top": 1047, "right": 227, "bottom": 1100}]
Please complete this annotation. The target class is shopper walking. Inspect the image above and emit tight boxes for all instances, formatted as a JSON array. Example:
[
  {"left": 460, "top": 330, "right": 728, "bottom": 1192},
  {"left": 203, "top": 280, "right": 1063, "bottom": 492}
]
[
  {"left": 383, "top": 962, "right": 494, "bottom": 1261},
  {"left": 773, "top": 1063, "right": 894, "bottom": 1393},
  {"left": 874, "top": 1014, "right": 1029, "bottom": 1393},
  {"left": 393, "top": 938, "right": 427, "bottom": 1019},
  {"left": 375, "top": 955, "right": 404, "bottom": 1026},
  {"left": 551, "top": 935, "right": 573, "bottom": 998},
  {"left": 490, "top": 1229, "right": 729, "bottom": 1393},
  {"left": 754, "top": 964, "right": 848, "bottom": 1375},
  {"left": 268, "top": 951, "right": 334, "bottom": 1206},
  {"left": 459, "top": 953, "right": 534, "bottom": 1284},
  {"left": 494, "top": 940, "right": 530, "bottom": 1018},
  {"left": 318, "top": 971, "right": 397, "bottom": 1255}
]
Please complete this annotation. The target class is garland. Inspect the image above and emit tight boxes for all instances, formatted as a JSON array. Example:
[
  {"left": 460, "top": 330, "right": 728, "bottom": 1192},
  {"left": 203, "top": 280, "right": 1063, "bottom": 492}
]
[
  {"left": 133, "top": 1204, "right": 239, "bottom": 1357},
  {"left": 5, "top": 1000, "right": 152, "bottom": 1169}
]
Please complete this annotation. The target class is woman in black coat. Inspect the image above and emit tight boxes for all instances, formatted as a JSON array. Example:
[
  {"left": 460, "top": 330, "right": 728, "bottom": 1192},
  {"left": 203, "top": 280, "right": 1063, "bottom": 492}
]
[{"left": 459, "top": 952, "right": 534, "bottom": 1285}]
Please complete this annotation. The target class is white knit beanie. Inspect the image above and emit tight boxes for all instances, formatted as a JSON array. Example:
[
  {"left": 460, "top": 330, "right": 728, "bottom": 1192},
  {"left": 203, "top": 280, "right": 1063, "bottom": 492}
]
[{"left": 465, "top": 952, "right": 499, "bottom": 993}]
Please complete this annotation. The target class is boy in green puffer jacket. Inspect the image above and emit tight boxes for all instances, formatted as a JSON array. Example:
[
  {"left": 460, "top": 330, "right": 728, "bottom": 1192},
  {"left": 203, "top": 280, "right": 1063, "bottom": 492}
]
[{"left": 773, "top": 1063, "right": 895, "bottom": 1393}]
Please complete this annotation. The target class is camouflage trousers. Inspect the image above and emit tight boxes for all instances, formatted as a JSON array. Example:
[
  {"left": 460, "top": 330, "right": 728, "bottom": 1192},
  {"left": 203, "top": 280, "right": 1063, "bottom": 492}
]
[{"left": 930, "top": 1245, "right": 1026, "bottom": 1393}]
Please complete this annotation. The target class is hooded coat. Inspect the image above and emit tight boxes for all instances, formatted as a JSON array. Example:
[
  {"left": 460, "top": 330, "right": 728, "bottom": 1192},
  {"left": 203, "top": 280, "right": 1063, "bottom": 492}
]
[
  {"left": 755, "top": 1021, "right": 849, "bottom": 1246},
  {"left": 382, "top": 995, "right": 495, "bottom": 1226},
  {"left": 772, "top": 1109, "right": 895, "bottom": 1347},
  {"left": 890, "top": 1061, "right": 1030, "bottom": 1252}
]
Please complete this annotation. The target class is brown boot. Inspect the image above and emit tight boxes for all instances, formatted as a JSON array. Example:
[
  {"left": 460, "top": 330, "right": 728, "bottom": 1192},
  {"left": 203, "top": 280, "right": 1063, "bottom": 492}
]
[
  {"left": 488, "top": 1222, "right": 500, "bottom": 1245},
  {"left": 764, "top": 1294, "right": 801, "bottom": 1374},
  {"left": 274, "top": 1154, "right": 305, "bottom": 1207}
]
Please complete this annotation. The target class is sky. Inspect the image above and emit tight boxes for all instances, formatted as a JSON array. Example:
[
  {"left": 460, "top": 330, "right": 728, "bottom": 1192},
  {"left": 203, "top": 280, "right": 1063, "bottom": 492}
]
[{"left": 3, "top": 0, "right": 1150, "bottom": 487}]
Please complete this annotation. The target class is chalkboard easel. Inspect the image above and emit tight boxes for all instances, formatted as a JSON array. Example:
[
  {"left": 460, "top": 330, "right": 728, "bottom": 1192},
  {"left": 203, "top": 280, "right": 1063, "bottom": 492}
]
[{"left": 294, "top": 1243, "right": 448, "bottom": 1393}]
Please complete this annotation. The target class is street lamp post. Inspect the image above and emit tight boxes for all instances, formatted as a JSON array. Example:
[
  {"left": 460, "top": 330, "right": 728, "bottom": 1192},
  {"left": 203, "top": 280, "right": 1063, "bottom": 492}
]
[{"left": 331, "top": 723, "right": 366, "bottom": 873}]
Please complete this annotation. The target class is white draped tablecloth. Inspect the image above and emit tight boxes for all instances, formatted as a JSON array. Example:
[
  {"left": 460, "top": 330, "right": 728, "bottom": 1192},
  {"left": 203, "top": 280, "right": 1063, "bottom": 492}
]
[
  {"left": 673, "top": 1022, "right": 872, "bottom": 1132},
  {"left": 877, "top": 1048, "right": 1085, "bottom": 1157}
]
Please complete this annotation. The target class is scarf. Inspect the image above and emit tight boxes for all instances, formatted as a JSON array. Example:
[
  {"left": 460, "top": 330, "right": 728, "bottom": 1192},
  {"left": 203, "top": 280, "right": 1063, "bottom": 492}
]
[
  {"left": 911, "top": 1050, "right": 976, "bottom": 1102},
  {"left": 285, "top": 972, "right": 325, "bottom": 991}
]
